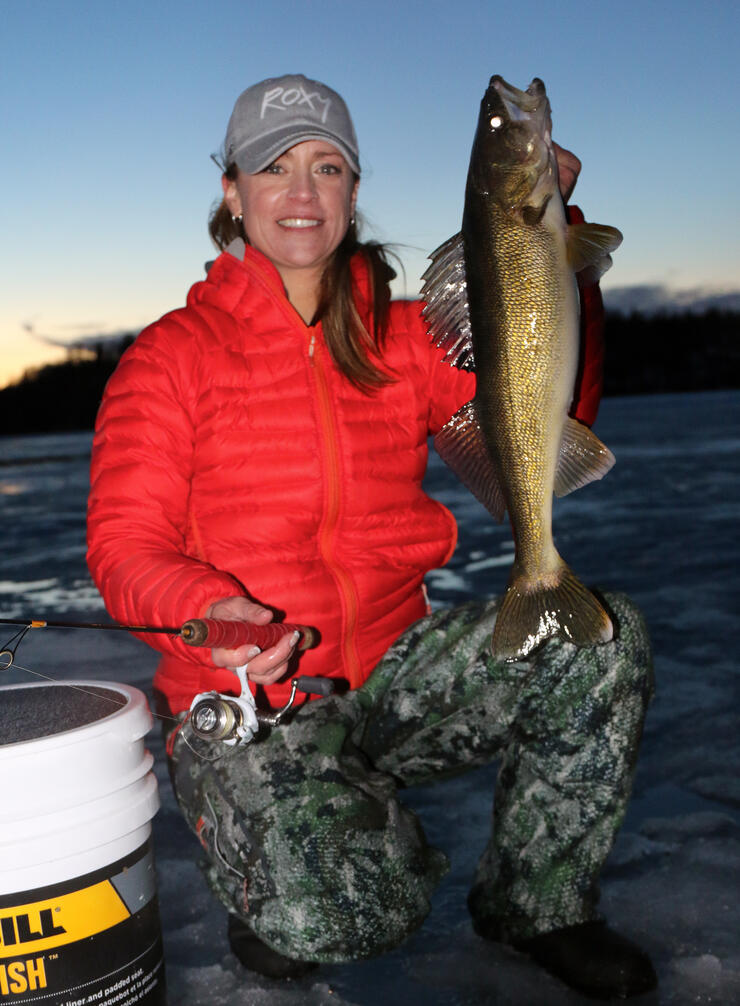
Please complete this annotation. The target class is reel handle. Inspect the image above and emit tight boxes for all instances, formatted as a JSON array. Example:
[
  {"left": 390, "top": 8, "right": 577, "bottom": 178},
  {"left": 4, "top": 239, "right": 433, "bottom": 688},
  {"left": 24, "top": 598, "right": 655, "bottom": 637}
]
[{"left": 294, "top": 675, "right": 334, "bottom": 697}]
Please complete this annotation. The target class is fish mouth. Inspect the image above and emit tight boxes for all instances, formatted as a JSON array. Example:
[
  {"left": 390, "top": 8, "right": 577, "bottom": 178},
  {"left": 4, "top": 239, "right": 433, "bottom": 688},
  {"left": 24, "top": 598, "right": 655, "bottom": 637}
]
[
  {"left": 468, "top": 74, "right": 556, "bottom": 208},
  {"left": 485, "top": 76, "right": 551, "bottom": 143},
  {"left": 489, "top": 76, "right": 546, "bottom": 112}
]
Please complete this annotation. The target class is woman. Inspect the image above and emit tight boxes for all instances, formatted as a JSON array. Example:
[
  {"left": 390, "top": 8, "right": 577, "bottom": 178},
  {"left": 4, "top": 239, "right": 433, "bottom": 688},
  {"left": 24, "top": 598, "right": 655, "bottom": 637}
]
[{"left": 87, "top": 74, "right": 656, "bottom": 999}]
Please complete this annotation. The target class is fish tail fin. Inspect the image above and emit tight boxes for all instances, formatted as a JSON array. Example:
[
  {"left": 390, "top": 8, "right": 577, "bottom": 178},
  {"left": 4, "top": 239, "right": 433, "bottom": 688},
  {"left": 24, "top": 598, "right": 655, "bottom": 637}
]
[{"left": 492, "top": 563, "right": 613, "bottom": 661}]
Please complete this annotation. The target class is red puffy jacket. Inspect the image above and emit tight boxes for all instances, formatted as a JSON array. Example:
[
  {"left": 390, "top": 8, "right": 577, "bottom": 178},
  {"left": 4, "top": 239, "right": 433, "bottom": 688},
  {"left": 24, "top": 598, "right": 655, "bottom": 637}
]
[{"left": 88, "top": 234, "right": 603, "bottom": 714}]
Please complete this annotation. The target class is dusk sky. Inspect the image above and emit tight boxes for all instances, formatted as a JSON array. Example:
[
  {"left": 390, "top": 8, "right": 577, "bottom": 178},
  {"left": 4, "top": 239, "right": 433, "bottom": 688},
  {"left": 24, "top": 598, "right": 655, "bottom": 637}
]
[{"left": 2, "top": 0, "right": 738, "bottom": 388}]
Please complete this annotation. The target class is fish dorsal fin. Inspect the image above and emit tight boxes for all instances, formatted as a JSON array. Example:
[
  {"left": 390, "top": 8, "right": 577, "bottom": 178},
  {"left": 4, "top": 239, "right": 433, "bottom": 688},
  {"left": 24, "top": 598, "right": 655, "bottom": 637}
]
[
  {"left": 433, "top": 399, "right": 506, "bottom": 521},
  {"left": 554, "top": 417, "right": 616, "bottom": 497},
  {"left": 566, "top": 222, "right": 623, "bottom": 285},
  {"left": 420, "top": 233, "right": 476, "bottom": 371}
]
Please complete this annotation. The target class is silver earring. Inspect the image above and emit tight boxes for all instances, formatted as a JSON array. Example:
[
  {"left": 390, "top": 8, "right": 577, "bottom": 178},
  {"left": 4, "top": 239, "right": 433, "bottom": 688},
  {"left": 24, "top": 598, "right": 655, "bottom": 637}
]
[
  {"left": 231, "top": 214, "right": 243, "bottom": 224},
  {"left": 350, "top": 216, "right": 356, "bottom": 226}
]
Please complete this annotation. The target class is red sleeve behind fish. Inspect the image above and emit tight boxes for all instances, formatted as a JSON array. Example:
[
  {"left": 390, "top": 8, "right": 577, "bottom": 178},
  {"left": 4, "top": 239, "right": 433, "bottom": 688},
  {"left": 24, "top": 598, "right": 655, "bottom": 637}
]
[{"left": 567, "top": 204, "right": 605, "bottom": 428}]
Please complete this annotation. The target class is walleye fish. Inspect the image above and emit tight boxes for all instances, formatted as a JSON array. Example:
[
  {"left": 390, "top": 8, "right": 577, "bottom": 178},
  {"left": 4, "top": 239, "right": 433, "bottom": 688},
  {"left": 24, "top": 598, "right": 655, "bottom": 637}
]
[{"left": 422, "top": 75, "right": 622, "bottom": 661}]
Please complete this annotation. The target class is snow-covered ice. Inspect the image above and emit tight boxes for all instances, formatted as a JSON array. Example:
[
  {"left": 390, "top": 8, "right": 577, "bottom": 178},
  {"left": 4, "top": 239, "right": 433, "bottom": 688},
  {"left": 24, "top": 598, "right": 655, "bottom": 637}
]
[{"left": 1, "top": 390, "right": 738, "bottom": 1004}]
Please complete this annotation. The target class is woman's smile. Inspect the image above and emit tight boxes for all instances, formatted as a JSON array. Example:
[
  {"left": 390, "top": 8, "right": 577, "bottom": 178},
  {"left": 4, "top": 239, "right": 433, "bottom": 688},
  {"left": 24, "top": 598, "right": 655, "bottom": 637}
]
[{"left": 277, "top": 217, "right": 322, "bottom": 228}]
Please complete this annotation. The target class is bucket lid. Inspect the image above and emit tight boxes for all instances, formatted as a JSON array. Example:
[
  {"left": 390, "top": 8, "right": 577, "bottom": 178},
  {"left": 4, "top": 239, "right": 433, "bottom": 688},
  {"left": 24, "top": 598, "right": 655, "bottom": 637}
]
[
  {"left": 0, "top": 681, "right": 154, "bottom": 820},
  {"left": 0, "top": 680, "right": 140, "bottom": 746}
]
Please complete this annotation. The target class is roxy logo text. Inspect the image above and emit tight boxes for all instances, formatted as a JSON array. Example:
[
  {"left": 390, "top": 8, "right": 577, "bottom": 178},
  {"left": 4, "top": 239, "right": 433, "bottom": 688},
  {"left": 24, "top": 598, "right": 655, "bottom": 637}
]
[{"left": 261, "top": 85, "right": 331, "bottom": 122}]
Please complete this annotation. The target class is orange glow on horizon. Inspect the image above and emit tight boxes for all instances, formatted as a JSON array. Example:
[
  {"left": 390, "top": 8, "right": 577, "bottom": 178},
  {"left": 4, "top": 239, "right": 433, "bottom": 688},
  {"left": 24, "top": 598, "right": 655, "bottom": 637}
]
[{"left": 0, "top": 341, "right": 69, "bottom": 390}]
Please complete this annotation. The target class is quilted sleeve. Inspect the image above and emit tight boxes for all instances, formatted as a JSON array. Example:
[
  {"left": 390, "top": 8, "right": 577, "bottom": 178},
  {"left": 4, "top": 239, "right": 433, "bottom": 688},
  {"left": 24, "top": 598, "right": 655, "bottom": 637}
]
[
  {"left": 86, "top": 314, "right": 245, "bottom": 664},
  {"left": 427, "top": 349, "right": 477, "bottom": 435},
  {"left": 395, "top": 300, "right": 477, "bottom": 435}
]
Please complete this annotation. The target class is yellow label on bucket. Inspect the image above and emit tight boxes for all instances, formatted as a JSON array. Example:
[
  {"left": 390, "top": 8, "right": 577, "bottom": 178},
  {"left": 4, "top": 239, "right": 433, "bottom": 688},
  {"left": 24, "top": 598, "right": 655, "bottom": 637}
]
[
  {"left": 0, "top": 956, "right": 47, "bottom": 995},
  {"left": 0, "top": 881, "right": 130, "bottom": 957}
]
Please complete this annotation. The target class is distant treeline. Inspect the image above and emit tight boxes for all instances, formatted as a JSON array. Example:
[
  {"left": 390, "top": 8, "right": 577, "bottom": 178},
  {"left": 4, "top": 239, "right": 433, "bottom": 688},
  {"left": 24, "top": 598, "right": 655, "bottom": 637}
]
[
  {"left": 603, "top": 309, "right": 738, "bottom": 396},
  {"left": 1, "top": 312, "right": 738, "bottom": 435},
  {"left": 0, "top": 338, "right": 134, "bottom": 436}
]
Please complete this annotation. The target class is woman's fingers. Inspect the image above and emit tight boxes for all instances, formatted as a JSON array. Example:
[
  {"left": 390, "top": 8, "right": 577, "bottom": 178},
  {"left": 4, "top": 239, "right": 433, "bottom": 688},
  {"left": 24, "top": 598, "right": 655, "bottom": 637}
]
[
  {"left": 553, "top": 141, "right": 581, "bottom": 202},
  {"left": 243, "top": 631, "right": 301, "bottom": 685},
  {"left": 204, "top": 596, "right": 300, "bottom": 684}
]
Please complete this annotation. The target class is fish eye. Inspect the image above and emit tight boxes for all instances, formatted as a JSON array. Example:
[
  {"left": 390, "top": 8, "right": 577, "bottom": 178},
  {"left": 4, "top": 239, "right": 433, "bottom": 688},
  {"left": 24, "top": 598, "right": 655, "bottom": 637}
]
[{"left": 490, "top": 116, "right": 503, "bottom": 129}]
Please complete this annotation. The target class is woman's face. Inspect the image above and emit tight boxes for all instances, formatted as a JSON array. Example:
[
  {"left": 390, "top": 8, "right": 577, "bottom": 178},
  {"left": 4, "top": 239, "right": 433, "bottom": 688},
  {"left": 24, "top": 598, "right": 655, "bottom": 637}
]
[{"left": 223, "top": 140, "right": 358, "bottom": 286}]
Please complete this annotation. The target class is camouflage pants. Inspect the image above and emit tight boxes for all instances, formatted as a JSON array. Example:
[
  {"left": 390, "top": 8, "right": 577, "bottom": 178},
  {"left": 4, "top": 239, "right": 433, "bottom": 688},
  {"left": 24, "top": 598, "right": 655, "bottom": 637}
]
[{"left": 166, "top": 591, "right": 653, "bottom": 962}]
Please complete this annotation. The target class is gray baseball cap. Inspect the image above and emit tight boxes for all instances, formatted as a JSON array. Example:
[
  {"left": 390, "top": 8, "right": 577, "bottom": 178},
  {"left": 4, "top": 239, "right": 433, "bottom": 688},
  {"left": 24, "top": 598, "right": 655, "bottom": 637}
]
[{"left": 223, "top": 74, "right": 360, "bottom": 176}]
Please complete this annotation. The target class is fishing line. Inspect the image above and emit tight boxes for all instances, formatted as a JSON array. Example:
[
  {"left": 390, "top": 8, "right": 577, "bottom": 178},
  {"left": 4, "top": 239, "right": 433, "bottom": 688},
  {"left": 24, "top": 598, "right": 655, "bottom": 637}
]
[
  {"left": 0, "top": 624, "right": 37, "bottom": 669},
  {"left": 2, "top": 630, "right": 240, "bottom": 764},
  {"left": 1, "top": 624, "right": 184, "bottom": 737},
  {"left": 1, "top": 617, "right": 323, "bottom": 762},
  {"left": 4, "top": 656, "right": 181, "bottom": 727},
  {"left": 6, "top": 659, "right": 132, "bottom": 709},
  {"left": 5, "top": 653, "right": 218, "bottom": 765}
]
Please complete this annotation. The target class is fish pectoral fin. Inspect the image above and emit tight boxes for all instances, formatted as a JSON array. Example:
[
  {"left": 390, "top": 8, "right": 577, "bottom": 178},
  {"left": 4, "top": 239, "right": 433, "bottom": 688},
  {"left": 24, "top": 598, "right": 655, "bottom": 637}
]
[
  {"left": 434, "top": 399, "right": 506, "bottom": 521},
  {"left": 491, "top": 565, "right": 614, "bottom": 661},
  {"left": 420, "top": 232, "right": 475, "bottom": 371},
  {"left": 554, "top": 417, "right": 616, "bottom": 498},
  {"left": 566, "top": 222, "right": 623, "bottom": 284}
]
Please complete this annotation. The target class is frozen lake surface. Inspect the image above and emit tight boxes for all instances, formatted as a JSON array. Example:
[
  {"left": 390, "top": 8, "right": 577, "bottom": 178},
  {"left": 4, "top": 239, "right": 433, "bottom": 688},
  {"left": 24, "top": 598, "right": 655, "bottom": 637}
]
[{"left": 1, "top": 390, "right": 738, "bottom": 1005}]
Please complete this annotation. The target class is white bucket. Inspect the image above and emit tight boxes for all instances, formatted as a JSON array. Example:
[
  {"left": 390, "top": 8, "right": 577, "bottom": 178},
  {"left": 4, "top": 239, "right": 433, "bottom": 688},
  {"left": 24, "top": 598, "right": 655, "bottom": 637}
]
[{"left": 0, "top": 681, "right": 165, "bottom": 1004}]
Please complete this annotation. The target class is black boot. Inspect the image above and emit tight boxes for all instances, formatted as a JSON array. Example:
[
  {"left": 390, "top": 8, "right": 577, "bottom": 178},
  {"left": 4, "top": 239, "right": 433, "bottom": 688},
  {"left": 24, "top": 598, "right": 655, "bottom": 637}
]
[
  {"left": 510, "top": 921, "right": 657, "bottom": 1000},
  {"left": 227, "top": 914, "right": 318, "bottom": 980}
]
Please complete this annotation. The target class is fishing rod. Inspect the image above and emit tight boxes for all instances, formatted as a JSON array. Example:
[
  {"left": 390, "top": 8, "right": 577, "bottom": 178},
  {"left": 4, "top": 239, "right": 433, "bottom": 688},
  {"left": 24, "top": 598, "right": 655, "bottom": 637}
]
[
  {"left": 0, "top": 615, "right": 328, "bottom": 748},
  {"left": 0, "top": 616, "right": 318, "bottom": 670}
]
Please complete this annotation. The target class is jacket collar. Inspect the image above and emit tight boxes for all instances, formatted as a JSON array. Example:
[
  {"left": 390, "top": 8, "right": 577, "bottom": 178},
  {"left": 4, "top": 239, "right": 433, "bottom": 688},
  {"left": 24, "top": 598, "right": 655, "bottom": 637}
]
[{"left": 192, "top": 241, "right": 374, "bottom": 329}]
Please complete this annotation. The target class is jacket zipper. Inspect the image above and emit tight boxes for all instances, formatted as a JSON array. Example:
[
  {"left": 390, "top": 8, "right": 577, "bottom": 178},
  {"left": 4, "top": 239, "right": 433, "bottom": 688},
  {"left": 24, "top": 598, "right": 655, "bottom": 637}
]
[
  {"left": 309, "top": 332, "right": 363, "bottom": 689},
  {"left": 240, "top": 254, "right": 363, "bottom": 688}
]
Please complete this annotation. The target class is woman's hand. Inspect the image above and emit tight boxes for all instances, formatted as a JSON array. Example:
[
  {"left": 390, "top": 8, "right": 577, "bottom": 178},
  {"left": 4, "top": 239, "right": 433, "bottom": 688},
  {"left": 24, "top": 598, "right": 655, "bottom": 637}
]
[
  {"left": 553, "top": 142, "right": 581, "bottom": 203},
  {"left": 205, "top": 596, "right": 299, "bottom": 687}
]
